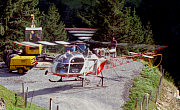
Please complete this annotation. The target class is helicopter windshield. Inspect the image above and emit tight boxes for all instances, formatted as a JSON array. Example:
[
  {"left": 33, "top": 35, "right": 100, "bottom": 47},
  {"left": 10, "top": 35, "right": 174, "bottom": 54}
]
[
  {"left": 53, "top": 52, "right": 84, "bottom": 74},
  {"left": 56, "top": 63, "right": 68, "bottom": 73}
]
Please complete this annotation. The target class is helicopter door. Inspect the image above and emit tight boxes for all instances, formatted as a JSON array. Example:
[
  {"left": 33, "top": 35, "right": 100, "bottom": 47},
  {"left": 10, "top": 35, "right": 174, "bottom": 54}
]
[{"left": 69, "top": 58, "right": 84, "bottom": 73}]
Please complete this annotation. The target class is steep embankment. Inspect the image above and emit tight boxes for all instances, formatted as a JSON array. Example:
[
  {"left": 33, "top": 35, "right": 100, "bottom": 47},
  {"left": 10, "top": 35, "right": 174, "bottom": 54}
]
[
  {"left": 123, "top": 66, "right": 180, "bottom": 110},
  {"left": 157, "top": 77, "right": 180, "bottom": 110}
]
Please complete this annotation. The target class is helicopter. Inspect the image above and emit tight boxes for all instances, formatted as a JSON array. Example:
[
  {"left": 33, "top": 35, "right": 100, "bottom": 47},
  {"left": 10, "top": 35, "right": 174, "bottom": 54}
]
[
  {"left": 43, "top": 38, "right": 168, "bottom": 87},
  {"left": 12, "top": 37, "right": 167, "bottom": 87},
  {"left": 44, "top": 41, "right": 108, "bottom": 87},
  {"left": 41, "top": 28, "right": 168, "bottom": 87}
]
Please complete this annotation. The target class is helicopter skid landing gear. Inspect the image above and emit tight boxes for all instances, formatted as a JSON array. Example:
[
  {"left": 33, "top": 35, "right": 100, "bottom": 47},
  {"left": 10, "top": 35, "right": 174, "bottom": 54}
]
[
  {"left": 49, "top": 77, "right": 83, "bottom": 83},
  {"left": 49, "top": 77, "right": 63, "bottom": 82}
]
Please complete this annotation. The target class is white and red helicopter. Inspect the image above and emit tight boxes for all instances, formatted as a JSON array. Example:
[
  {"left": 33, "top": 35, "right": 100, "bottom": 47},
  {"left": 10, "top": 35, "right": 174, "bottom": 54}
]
[
  {"left": 43, "top": 38, "right": 168, "bottom": 87},
  {"left": 44, "top": 40, "right": 108, "bottom": 87},
  {"left": 12, "top": 38, "right": 167, "bottom": 87}
]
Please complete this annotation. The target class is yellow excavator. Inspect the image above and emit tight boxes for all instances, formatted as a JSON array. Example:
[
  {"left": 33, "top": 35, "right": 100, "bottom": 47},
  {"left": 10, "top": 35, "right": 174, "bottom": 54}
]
[
  {"left": 3, "top": 14, "right": 42, "bottom": 74},
  {"left": 24, "top": 14, "right": 42, "bottom": 55}
]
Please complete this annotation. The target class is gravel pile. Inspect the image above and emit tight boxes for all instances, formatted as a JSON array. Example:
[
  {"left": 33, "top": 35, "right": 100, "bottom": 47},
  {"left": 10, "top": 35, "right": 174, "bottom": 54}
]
[{"left": 0, "top": 60, "right": 144, "bottom": 110}]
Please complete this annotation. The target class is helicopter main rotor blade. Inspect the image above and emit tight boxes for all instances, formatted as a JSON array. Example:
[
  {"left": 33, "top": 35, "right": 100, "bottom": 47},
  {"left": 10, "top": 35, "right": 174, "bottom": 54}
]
[
  {"left": 13, "top": 41, "right": 36, "bottom": 47},
  {"left": 55, "top": 41, "right": 71, "bottom": 45},
  {"left": 38, "top": 41, "right": 57, "bottom": 46},
  {"left": 89, "top": 40, "right": 168, "bottom": 50},
  {"left": 13, "top": 41, "right": 42, "bottom": 47},
  {"left": 21, "top": 41, "right": 42, "bottom": 47}
]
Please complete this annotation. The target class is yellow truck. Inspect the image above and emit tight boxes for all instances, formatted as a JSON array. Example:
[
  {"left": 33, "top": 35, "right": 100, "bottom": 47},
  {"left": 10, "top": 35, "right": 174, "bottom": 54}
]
[{"left": 9, "top": 56, "right": 37, "bottom": 74}]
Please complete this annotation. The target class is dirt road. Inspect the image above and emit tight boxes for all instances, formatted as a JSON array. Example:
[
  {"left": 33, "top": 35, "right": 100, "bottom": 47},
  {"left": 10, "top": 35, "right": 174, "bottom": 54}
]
[{"left": 0, "top": 61, "right": 144, "bottom": 110}]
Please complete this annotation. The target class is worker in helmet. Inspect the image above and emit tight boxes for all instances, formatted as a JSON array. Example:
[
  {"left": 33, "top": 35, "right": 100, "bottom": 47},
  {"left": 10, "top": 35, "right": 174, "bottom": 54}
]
[{"left": 29, "top": 30, "right": 40, "bottom": 42}]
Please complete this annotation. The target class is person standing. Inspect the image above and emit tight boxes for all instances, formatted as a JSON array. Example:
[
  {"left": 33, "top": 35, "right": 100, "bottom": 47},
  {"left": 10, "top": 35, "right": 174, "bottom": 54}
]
[
  {"left": 29, "top": 31, "right": 40, "bottom": 42},
  {"left": 110, "top": 37, "right": 117, "bottom": 57}
]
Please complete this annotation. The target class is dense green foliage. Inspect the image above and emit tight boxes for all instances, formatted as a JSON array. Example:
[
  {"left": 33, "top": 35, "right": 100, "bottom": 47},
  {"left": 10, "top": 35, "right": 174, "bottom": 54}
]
[
  {"left": 78, "top": 0, "right": 153, "bottom": 45},
  {"left": 43, "top": 4, "right": 66, "bottom": 42},
  {"left": 0, "top": 0, "right": 67, "bottom": 60},
  {"left": 42, "top": 4, "right": 67, "bottom": 53},
  {"left": 0, "top": 0, "right": 42, "bottom": 42},
  {"left": 0, "top": 85, "right": 47, "bottom": 110},
  {"left": 123, "top": 66, "right": 161, "bottom": 110}
]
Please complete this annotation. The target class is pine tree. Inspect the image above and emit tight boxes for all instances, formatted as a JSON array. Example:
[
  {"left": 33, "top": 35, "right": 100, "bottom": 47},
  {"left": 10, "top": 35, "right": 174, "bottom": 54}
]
[
  {"left": 43, "top": 4, "right": 67, "bottom": 41},
  {"left": 1, "top": 0, "right": 43, "bottom": 42},
  {"left": 43, "top": 4, "right": 67, "bottom": 53},
  {"left": 79, "top": 0, "right": 154, "bottom": 45}
]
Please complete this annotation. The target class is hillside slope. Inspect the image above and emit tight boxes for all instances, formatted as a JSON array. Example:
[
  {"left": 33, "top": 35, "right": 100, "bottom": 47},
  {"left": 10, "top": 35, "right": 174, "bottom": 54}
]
[
  {"left": 0, "top": 85, "right": 46, "bottom": 110},
  {"left": 124, "top": 66, "right": 179, "bottom": 110}
]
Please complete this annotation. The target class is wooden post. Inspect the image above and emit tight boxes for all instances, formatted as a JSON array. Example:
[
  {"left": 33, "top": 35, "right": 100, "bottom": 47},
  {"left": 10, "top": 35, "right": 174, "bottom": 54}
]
[
  {"left": 158, "top": 69, "right": 164, "bottom": 95},
  {"left": 148, "top": 91, "right": 152, "bottom": 104},
  {"left": 15, "top": 93, "right": 17, "bottom": 106},
  {"left": 22, "top": 83, "right": 24, "bottom": 95},
  {"left": 155, "top": 65, "right": 164, "bottom": 103},
  {"left": 25, "top": 87, "right": 28, "bottom": 108},
  {"left": 135, "top": 98, "right": 138, "bottom": 110},
  {"left": 142, "top": 94, "right": 146, "bottom": 107},
  {"left": 146, "top": 94, "right": 149, "bottom": 110},
  {"left": 140, "top": 102, "right": 143, "bottom": 110},
  {"left": 49, "top": 98, "right": 52, "bottom": 110},
  {"left": 57, "top": 105, "right": 59, "bottom": 110},
  {"left": 29, "top": 91, "right": 34, "bottom": 109}
]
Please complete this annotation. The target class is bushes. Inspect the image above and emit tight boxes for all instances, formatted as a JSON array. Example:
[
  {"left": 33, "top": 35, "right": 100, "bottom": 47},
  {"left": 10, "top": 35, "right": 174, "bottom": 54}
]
[{"left": 123, "top": 66, "right": 161, "bottom": 110}]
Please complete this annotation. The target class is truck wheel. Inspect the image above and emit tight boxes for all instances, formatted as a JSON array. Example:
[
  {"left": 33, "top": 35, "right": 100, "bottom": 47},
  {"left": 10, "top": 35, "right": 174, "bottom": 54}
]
[{"left": 18, "top": 68, "right": 24, "bottom": 74}]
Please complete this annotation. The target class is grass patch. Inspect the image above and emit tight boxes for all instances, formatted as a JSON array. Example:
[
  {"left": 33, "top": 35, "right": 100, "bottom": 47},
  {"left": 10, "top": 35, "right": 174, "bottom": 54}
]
[
  {"left": 123, "top": 66, "right": 161, "bottom": 110},
  {"left": 0, "top": 85, "right": 47, "bottom": 110}
]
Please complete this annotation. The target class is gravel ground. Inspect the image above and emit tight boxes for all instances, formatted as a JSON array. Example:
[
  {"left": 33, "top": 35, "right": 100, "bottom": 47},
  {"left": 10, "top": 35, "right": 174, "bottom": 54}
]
[{"left": 0, "top": 60, "right": 144, "bottom": 110}]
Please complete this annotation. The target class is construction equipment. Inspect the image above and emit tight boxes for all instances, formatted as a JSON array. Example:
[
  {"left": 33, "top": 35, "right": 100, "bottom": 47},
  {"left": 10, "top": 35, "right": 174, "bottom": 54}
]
[
  {"left": 9, "top": 56, "right": 37, "bottom": 74},
  {"left": 24, "top": 14, "right": 42, "bottom": 55},
  {"left": 3, "top": 14, "right": 42, "bottom": 74}
]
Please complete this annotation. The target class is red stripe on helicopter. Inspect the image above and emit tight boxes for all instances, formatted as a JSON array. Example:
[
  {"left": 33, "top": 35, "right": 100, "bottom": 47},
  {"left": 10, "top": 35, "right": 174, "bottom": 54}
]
[{"left": 97, "top": 60, "right": 107, "bottom": 76}]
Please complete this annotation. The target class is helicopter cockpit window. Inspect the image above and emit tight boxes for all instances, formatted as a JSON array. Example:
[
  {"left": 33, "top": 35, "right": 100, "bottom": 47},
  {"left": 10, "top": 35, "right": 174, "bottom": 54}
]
[
  {"left": 69, "top": 58, "right": 84, "bottom": 73},
  {"left": 56, "top": 63, "right": 68, "bottom": 74},
  {"left": 54, "top": 53, "right": 73, "bottom": 74},
  {"left": 54, "top": 53, "right": 85, "bottom": 74}
]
